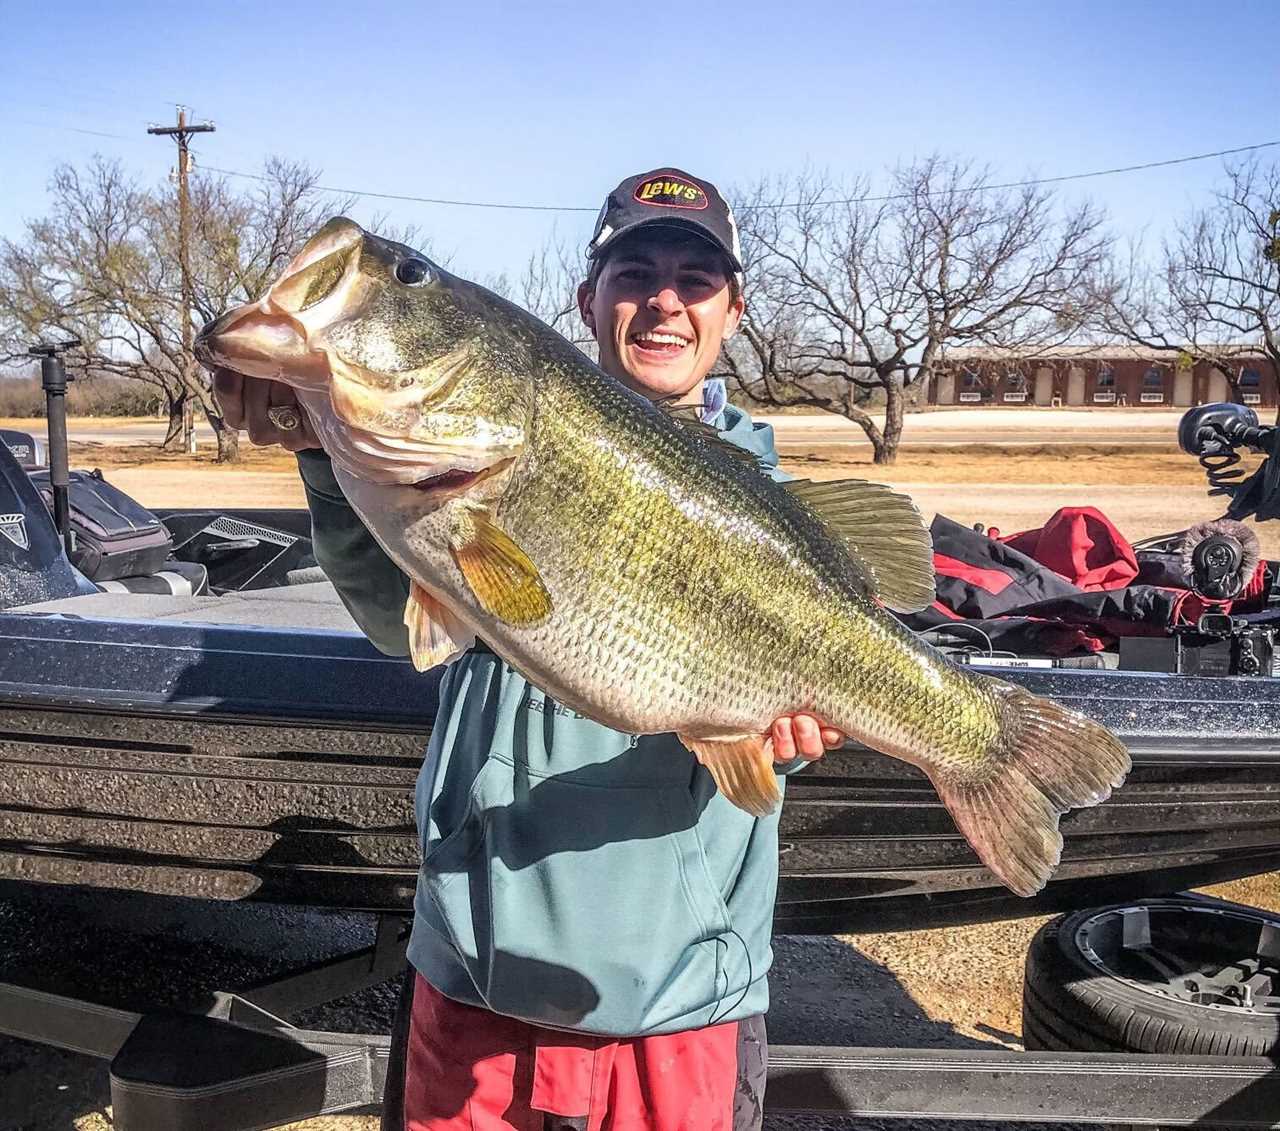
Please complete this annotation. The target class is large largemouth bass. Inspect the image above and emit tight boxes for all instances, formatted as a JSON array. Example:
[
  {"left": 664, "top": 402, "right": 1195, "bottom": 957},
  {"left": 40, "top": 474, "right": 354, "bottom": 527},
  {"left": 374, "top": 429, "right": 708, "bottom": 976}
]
[{"left": 196, "top": 218, "right": 1129, "bottom": 897}]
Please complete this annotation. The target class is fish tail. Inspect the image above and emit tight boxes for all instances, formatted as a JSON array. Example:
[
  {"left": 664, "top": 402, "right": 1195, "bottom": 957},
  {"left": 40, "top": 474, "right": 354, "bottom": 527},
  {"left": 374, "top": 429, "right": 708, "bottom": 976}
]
[{"left": 933, "top": 683, "right": 1131, "bottom": 897}]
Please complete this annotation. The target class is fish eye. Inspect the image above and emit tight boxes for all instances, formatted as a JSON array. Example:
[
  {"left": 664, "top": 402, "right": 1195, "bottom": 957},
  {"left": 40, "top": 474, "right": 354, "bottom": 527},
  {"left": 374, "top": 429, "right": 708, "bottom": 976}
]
[{"left": 395, "top": 258, "right": 432, "bottom": 286}]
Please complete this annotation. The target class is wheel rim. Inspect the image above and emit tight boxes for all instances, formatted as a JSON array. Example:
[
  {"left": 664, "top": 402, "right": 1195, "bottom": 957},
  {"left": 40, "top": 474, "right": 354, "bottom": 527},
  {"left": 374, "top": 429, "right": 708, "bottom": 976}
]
[{"left": 1074, "top": 900, "right": 1280, "bottom": 1015}]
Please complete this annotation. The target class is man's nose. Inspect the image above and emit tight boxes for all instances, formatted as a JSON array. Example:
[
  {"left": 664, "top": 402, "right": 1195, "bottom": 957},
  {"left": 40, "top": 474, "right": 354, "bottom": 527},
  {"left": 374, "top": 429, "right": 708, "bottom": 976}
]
[{"left": 648, "top": 286, "right": 684, "bottom": 317}]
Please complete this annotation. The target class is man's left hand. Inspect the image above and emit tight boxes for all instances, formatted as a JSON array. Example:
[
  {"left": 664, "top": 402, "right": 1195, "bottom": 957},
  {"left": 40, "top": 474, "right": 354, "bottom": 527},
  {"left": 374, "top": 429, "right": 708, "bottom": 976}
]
[{"left": 771, "top": 715, "right": 844, "bottom": 762}]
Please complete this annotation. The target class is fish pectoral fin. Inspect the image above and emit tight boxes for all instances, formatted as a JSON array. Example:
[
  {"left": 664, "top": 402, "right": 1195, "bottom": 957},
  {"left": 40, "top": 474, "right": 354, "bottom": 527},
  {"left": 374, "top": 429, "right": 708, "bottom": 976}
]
[
  {"left": 678, "top": 733, "right": 781, "bottom": 817},
  {"left": 784, "top": 478, "right": 936, "bottom": 613},
  {"left": 403, "top": 582, "right": 476, "bottom": 672},
  {"left": 447, "top": 502, "right": 552, "bottom": 627}
]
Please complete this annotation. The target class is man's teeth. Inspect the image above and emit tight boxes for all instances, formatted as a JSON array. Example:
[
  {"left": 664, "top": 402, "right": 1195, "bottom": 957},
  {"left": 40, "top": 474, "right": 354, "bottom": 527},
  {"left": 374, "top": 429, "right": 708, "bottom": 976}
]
[{"left": 635, "top": 333, "right": 688, "bottom": 347}]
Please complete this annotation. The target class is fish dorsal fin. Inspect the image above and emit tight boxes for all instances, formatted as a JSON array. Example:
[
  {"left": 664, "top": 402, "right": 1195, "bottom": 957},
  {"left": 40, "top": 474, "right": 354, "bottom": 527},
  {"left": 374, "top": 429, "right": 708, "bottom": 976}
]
[
  {"left": 448, "top": 501, "right": 553, "bottom": 627},
  {"left": 655, "top": 398, "right": 762, "bottom": 470},
  {"left": 785, "top": 478, "right": 936, "bottom": 613},
  {"left": 404, "top": 582, "right": 476, "bottom": 672}
]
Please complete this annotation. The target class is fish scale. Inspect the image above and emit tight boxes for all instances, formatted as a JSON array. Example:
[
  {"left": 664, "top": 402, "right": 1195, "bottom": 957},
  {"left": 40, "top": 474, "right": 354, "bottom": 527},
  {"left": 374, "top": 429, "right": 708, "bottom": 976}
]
[{"left": 195, "top": 216, "right": 1131, "bottom": 898}]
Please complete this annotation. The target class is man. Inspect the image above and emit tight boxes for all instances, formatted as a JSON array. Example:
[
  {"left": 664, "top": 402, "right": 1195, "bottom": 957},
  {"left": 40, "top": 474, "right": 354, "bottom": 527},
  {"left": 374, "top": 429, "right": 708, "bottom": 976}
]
[{"left": 214, "top": 167, "right": 842, "bottom": 1131}]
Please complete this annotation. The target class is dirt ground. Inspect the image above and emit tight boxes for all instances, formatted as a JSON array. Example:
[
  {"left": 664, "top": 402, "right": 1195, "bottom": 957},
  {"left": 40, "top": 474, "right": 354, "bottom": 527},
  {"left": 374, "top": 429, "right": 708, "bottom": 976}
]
[
  {"left": 62, "top": 437, "right": 1280, "bottom": 562},
  {"left": 11, "top": 426, "right": 1280, "bottom": 1130}
]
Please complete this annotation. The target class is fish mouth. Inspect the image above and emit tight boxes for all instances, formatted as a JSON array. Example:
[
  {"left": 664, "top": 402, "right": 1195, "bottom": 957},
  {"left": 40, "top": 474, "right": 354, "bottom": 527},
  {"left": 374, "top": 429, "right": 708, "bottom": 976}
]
[
  {"left": 411, "top": 458, "right": 513, "bottom": 497},
  {"left": 413, "top": 468, "right": 483, "bottom": 493},
  {"left": 194, "top": 218, "right": 364, "bottom": 383},
  {"left": 195, "top": 305, "right": 327, "bottom": 382}
]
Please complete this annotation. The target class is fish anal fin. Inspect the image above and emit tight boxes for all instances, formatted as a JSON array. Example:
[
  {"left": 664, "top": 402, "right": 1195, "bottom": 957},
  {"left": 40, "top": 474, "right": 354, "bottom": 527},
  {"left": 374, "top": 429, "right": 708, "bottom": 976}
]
[
  {"left": 932, "top": 684, "right": 1131, "bottom": 897},
  {"left": 448, "top": 502, "right": 552, "bottom": 627},
  {"left": 404, "top": 582, "right": 476, "bottom": 672},
  {"left": 678, "top": 732, "right": 781, "bottom": 817},
  {"left": 785, "top": 477, "right": 936, "bottom": 613}
]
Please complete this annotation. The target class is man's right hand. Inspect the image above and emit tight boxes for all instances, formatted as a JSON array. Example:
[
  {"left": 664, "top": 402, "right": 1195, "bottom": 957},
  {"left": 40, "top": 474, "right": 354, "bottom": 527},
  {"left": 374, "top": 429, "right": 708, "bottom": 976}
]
[{"left": 213, "top": 368, "right": 321, "bottom": 453}]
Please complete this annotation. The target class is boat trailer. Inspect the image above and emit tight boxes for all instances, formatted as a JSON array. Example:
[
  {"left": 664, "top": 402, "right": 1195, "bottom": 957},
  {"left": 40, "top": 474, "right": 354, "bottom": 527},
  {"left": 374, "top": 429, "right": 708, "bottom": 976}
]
[{"left": 2, "top": 910, "right": 1279, "bottom": 1129}]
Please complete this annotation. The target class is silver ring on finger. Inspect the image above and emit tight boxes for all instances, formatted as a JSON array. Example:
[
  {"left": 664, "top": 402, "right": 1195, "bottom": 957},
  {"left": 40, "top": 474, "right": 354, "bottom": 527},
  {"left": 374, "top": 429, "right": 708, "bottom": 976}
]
[{"left": 267, "top": 405, "right": 302, "bottom": 432}]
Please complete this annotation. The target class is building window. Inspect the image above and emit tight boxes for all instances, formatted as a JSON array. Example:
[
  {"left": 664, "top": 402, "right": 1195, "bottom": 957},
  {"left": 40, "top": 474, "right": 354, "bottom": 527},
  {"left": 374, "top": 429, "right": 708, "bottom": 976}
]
[
  {"left": 1241, "top": 367, "right": 1262, "bottom": 404},
  {"left": 1003, "top": 370, "right": 1027, "bottom": 402},
  {"left": 959, "top": 368, "right": 984, "bottom": 403},
  {"left": 1093, "top": 365, "right": 1116, "bottom": 403},
  {"left": 1140, "top": 365, "right": 1165, "bottom": 403}
]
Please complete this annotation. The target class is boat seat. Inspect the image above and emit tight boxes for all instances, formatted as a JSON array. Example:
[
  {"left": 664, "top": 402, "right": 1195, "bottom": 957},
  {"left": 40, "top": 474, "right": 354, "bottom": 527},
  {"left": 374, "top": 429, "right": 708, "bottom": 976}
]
[{"left": 11, "top": 581, "right": 361, "bottom": 633}]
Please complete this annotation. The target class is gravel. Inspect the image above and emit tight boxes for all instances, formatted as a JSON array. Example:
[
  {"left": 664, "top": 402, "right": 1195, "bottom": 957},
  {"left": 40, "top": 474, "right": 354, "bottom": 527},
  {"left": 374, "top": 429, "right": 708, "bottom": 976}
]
[
  {"left": 2, "top": 874, "right": 1274, "bottom": 1130},
  {"left": 0, "top": 888, "right": 1199, "bottom": 1130}
]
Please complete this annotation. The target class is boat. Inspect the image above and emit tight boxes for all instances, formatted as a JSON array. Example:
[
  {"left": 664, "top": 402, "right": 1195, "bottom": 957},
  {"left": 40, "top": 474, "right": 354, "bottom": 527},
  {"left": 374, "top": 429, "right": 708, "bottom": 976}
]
[{"left": 1, "top": 406, "right": 1278, "bottom": 934}]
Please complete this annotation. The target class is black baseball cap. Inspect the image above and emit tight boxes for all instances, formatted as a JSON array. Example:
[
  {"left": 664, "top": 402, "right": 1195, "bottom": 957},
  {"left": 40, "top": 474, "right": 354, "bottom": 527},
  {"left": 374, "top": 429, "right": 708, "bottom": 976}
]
[{"left": 587, "top": 167, "right": 743, "bottom": 283}]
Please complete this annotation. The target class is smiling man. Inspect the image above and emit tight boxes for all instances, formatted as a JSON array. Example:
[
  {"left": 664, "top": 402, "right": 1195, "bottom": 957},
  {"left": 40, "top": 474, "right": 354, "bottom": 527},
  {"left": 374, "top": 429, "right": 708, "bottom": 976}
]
[
  {"left": 215, "top": 166, "right": 842, "bottom": 1131},
  {"left": 579, "top": 172, "right": 745, "bottom": 404}
]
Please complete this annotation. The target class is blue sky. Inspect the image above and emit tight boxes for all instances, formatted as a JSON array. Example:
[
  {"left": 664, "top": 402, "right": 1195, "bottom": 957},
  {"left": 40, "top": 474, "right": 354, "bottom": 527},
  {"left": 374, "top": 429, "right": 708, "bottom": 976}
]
[{"left": 4, "top": 0, "right": 1278, "bottom": 282}]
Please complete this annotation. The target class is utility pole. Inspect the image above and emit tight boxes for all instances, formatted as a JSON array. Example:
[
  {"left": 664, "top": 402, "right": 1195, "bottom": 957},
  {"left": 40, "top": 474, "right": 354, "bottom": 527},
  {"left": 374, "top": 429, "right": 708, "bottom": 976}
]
[{"left": 148, "top": 106, "right": 214, "bottom": 454}]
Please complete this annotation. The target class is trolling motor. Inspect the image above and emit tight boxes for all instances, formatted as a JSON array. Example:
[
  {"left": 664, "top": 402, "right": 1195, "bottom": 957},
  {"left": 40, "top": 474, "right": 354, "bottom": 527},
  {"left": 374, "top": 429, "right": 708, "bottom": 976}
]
[
  {"left": 1176, "top": 403, "right": 1280, "bottom": 602},
  {"left": 1179, "top": 402, "right": 1280, "bottom": 523},
  {"left": 26, "top": 337, "right": 80, "bottom": 558}
]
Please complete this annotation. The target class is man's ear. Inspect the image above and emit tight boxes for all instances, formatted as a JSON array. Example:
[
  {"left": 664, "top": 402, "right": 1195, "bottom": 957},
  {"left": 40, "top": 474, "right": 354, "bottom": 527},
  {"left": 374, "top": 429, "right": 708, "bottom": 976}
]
[
  {"left": 723, "top": 291, "right": 745, "bottom": 341},
  {"left": 577, "top": 281, "right": 596, "bottom": 335}
]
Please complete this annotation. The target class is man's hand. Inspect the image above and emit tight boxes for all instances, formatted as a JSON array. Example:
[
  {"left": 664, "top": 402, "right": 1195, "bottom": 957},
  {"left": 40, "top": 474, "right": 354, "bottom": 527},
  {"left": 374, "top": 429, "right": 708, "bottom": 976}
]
[
  {"left": 213, "top": 368, "right": 320, "bottom": 453},
  {"left": 771, "top": 714, "right": 844, "bottom": 762}
]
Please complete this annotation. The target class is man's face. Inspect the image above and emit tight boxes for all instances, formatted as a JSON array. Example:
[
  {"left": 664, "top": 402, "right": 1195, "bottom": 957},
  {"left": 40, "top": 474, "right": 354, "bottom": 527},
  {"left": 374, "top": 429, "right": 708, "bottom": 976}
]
[{"left": 577, "top": 230, "right": 744, "bottom": 401}]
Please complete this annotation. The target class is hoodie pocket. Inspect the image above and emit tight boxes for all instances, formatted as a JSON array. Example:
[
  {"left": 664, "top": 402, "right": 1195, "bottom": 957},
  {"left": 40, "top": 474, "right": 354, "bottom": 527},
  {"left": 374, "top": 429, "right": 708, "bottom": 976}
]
[{"left": 421, "top": 757, "right": 737, "bottom": 1034}]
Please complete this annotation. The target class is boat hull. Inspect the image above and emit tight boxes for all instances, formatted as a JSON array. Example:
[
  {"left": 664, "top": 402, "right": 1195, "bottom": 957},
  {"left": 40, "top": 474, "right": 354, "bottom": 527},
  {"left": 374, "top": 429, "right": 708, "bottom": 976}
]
[{"left": 1, "top": 607, "right": 1277, "bottom": 933}]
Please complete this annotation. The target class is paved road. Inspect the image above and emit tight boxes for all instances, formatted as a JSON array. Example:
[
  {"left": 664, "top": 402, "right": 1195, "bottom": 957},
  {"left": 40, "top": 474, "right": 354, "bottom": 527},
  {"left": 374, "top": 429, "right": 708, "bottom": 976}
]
[{"left": 22, "top": 414, "right": 1184, "bottom": 449}]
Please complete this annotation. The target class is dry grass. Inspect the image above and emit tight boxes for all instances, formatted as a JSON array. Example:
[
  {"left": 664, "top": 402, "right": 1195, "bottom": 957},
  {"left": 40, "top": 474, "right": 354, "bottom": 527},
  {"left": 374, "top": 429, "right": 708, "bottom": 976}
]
[
  {"left": 67, "top": 440, "right": 301, "bottom": 472},
  {"left": 785, "top": 443, "right": 1252, "bottom": 485},
  {"left": 67, "top": 439, "right": 1239, "bottom": 485},
  {"left": 63, "top": 440, "right": 1280, "bottom": 560}
]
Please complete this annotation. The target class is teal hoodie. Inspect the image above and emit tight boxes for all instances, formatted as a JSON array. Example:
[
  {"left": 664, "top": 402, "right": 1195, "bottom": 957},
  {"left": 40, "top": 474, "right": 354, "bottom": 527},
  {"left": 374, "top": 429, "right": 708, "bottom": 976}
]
[{"left": 297, "top": 404, "right": 798, "bottom": 1037}]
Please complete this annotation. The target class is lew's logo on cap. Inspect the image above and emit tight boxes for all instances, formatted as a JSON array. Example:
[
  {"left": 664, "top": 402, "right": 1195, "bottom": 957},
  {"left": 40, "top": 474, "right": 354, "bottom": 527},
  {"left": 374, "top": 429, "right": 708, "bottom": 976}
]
[{"left": 634, "top": 177, "right": 708, "bottom": 210}]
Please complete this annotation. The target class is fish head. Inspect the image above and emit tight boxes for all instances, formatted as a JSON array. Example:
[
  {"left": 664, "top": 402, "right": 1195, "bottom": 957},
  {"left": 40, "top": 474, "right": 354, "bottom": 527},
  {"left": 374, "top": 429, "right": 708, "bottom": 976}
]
[{"left": 196, "top": 218, "right": 528, "bottom": 486}]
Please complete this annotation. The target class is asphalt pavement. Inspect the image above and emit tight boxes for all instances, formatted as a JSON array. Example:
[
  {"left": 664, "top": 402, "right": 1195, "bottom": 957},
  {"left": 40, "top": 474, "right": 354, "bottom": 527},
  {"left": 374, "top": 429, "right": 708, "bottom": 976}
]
[{"left": 32, "top": 407, "right": 1188, "bottom": 449}]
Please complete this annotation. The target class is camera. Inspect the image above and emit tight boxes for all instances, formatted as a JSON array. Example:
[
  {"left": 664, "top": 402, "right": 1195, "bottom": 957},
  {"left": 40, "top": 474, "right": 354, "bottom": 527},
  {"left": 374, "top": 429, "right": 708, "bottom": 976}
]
[{"left": 1120, "top": 613, "right": 1278, "bottom": 678}]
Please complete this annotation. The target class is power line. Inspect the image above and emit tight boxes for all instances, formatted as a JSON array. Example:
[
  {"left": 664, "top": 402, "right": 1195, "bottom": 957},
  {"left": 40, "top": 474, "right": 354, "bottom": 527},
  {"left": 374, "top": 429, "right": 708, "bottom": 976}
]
[
  {"left": 947, "top": 140, "right": 1280, "bottom": 194},
  {"left": 11, "top": 118, "right": 136, "bottom": 141},
  {"left": 201, "top": 139, "right": 1280, "bottom": 213},
  {"left": 7, "top": 78, "right": 190, "bottom": 115},
  {"left": 201, "top": 164, "right": 598, "bottom": 211}
]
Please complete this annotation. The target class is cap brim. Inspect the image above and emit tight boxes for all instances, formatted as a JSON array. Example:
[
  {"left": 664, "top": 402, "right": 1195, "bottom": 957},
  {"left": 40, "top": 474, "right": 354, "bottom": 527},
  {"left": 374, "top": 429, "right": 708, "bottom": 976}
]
[{"left": 589, "top": 217, "right": 743, "bottom": 273}]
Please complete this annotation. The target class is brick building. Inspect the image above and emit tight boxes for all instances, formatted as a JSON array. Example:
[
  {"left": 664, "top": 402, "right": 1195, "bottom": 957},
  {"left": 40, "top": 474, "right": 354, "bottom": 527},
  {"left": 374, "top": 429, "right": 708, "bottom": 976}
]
[{"left": 931, "top": 346, "right": 1277, "bottom": 409}]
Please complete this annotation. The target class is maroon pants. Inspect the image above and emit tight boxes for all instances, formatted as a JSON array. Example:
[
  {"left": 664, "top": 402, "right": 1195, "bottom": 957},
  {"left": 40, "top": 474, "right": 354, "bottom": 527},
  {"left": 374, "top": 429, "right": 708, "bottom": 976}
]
[{"left": 382, "top": 973, "right": 767, "bottom": 1131}]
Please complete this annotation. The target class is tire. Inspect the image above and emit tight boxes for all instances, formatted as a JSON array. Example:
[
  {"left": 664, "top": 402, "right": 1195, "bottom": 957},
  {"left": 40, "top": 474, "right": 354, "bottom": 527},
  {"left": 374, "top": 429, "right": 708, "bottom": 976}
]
[{"left": 1022, "top": 897, "right": 1280, "bottom": 1058}]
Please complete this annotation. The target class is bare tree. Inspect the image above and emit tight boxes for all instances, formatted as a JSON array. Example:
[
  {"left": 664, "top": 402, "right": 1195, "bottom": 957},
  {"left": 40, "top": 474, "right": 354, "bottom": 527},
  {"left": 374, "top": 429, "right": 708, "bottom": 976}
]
[
  {"left": 0, "top": 160, "right": 182, "bottom": 431},
  {"left": 487, "top": 232, "right": 596, "bottom": 359},
  {"left": 1091, "top": 159, "right": 1280, "bottom": 413},
  {"left": 0, "top": 157, "right": 370, "bottom": 461},
  {"left": 725, "top": 158, "right": 1109, "bottom": 463}
]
